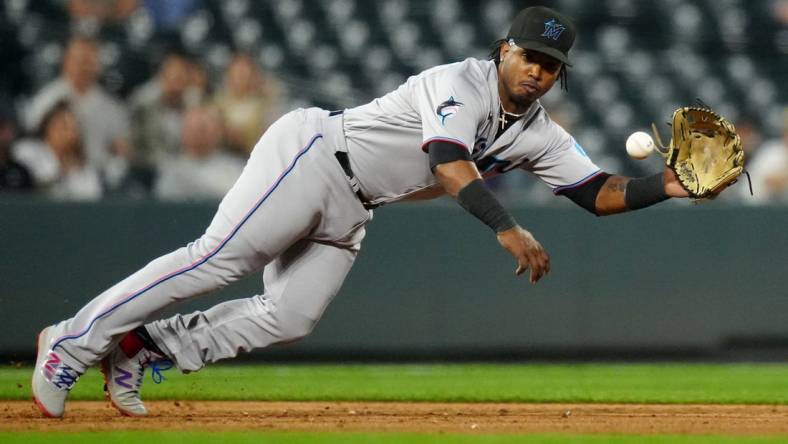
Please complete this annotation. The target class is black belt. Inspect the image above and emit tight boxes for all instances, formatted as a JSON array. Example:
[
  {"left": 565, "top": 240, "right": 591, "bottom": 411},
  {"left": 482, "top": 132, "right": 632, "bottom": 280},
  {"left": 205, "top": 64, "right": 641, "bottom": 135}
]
[
  {"left": 334, "top": 151, "right": 377, "bottom": 210},
  {"left": 329, "top": 110, "right": 377, "bottom": 210}
]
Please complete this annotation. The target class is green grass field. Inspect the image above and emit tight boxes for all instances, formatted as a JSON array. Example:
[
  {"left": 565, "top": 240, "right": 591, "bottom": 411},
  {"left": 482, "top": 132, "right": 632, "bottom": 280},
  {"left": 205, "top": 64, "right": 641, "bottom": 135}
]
[
  {"left": 4, "top": 363, "right": 788, "bottom": 404},
  {"left": 3, "top": 363, "right": 788, "bottom": 443}
]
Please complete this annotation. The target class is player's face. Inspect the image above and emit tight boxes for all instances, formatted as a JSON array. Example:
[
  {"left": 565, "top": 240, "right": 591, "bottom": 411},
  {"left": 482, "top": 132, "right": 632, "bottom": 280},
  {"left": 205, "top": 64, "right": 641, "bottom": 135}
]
[{"left": 498, "top": 43, "right": 561, "bottom": 109}]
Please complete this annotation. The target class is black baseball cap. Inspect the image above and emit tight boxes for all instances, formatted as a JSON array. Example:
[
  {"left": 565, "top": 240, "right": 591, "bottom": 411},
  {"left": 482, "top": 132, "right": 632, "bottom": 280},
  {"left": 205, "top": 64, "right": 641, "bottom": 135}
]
[{"left": 507, "top": 6, "right": 576, "bottom": 66}]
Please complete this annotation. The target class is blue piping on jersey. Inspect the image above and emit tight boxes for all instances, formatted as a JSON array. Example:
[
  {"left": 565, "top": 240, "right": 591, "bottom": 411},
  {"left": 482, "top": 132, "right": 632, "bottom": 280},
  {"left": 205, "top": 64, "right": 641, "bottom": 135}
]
[
  {"left": 574, "top": 142, "right": 590, "bottom": 158},
  {"left": 553, "top": 169, "right": 604, "bottom": 195},
  {"left": 52, "top": 133, "right": 324, "bottom": 351}
]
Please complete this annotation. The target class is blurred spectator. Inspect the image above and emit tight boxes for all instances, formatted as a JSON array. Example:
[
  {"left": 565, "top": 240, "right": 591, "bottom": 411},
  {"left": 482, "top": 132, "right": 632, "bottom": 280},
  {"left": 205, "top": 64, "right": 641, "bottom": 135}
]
[
  {"left": 745, "top": 108, "right": 788, "bottom": 203},
  {"left": 188, "top": 59, "right": 211, "bottom": 105},
  {"left": 213, "top": 53, "right": 284, "bottom": 156},
  {"left": 14, "top": 101, "right": 103, "bottom": 201},
  {"left": 0, "top": 99, "right": 33, "bottom": 192},
  {"left": 130, "top": 52, "right": 201, "bottom": 167},
  {"left": 154, "top": 106, "right": 244, "bottom": 201},
  {"left": 736, "top": 116, "right": 763, "bottom": 161},
  {"left": 68, "top": 0, "right": 138, "bottom": 25},
  {"left": 774, "top": 0, "right": 788, "bottom": 25},
  {"left": 26, "top": 36, "right": 131, "bottom": 189}
]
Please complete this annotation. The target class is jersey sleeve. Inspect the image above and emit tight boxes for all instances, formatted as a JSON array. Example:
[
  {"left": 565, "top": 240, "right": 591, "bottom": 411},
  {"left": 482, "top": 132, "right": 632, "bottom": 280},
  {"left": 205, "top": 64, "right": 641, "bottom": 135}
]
[
  {"left": 416, "top": 63, "right": 488, "bottom": 154},
  {"left": 524, "top": 119, "right": 604, "bottom": 194}
]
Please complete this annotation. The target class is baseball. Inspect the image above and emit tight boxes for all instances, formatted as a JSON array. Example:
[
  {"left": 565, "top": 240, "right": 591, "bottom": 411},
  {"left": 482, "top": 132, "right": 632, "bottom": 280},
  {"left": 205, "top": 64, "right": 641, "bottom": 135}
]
[{"left": 626, "top": 131, "right": 655, "bottom": 160}]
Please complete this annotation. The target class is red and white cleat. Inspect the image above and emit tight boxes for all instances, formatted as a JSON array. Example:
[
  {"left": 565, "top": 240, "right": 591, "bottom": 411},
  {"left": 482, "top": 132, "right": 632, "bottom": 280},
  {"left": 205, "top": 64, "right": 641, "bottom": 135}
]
[
  {"left": 31, "top": 326, "right": 81, "bottom": 418},
  {"left": 100, "top": 336, "right": 171, "bottom": 417}
]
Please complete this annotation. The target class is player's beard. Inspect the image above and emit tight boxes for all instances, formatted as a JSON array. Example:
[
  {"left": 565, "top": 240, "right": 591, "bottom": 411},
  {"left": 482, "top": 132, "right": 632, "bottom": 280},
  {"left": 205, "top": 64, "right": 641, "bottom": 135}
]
[
  {"left": 509, "top": 91, "right": 536, "bottom": 109},
  {"left": 502, "top": 82, "right": 537, "bottom": 111}
]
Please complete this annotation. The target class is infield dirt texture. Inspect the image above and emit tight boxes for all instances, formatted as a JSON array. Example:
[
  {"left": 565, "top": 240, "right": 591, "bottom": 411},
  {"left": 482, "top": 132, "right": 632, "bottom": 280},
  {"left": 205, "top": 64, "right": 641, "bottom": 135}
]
[
  {"left": 4, "top": 400, "right": 788, "bottom": 435},
  {"left": 3, "top": 364, "right": 788, "bottom": 441}
]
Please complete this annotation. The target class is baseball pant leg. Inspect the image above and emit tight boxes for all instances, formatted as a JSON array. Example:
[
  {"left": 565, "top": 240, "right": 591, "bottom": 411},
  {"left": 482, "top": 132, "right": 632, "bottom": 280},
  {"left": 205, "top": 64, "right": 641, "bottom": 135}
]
[
  {"left": 46, "top": 109, "right": 366, "bottom": 372},
  {"left": 144, "top": 238, "right": 359, "bottom": 371}
]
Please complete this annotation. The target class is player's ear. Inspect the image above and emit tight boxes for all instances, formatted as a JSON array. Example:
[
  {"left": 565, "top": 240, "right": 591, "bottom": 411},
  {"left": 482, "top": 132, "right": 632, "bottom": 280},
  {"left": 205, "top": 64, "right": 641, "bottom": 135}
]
[{"left": 499, "top": 40, "right": 511, "bottom": 60}]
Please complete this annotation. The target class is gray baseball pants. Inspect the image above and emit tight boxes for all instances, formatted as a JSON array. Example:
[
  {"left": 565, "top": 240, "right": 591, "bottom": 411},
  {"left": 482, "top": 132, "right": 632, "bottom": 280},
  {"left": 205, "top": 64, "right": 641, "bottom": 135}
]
[{"left": 49, "top": 108, "right": 371, "bottom": 372}]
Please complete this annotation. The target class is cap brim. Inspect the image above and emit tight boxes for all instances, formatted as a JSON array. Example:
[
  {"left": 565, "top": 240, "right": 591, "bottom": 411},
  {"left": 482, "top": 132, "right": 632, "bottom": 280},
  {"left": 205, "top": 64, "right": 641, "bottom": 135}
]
[{"left": 510, "top": 38, "right": 572, "bottom": 66}]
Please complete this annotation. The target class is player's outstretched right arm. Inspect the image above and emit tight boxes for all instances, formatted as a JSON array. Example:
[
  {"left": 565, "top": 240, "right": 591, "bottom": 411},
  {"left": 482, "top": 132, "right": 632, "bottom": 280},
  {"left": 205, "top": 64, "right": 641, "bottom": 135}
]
[
  {"left": 561, "top": 167, "right": 689, "bottom": 216},
  {"left": 429, "top": 143, "right": 550, "bottom": 283}
]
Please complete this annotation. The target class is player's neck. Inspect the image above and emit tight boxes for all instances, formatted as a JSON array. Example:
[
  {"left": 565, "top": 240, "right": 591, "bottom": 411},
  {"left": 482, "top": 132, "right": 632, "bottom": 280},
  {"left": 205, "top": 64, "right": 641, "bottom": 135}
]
[{"left": 497, "top": 86, "right": 532, "bottom": 115}]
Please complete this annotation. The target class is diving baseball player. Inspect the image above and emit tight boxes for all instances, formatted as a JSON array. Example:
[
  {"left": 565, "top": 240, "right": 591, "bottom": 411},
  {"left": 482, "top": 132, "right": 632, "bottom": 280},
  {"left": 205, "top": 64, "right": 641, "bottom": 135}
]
[{"left": 33, "top": 7, "right": 695, "bottom": 417}]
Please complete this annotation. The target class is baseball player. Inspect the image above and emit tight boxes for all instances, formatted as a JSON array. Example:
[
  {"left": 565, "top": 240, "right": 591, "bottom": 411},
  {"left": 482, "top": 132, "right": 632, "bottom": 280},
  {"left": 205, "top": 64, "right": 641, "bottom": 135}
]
[{"left": 33, "top": 6, "right": 695, "bottom": 418}]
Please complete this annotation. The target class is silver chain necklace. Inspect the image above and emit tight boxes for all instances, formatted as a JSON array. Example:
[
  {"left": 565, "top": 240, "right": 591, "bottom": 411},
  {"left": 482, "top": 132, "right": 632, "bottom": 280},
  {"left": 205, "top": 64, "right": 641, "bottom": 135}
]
[{"left": 498, "top": 102, "right": 526, "bottom": 131}]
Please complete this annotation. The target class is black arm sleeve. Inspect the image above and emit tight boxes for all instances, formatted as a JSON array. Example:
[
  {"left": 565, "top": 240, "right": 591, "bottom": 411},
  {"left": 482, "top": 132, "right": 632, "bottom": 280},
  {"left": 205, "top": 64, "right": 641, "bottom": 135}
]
[
  {"left": 427, "top": 141, "right": 472, "bottom": 171},
  {"left": 559, "top": 172, "right": 612, "bottom": 216},
  {"left": 625, "top": 173, "right": 669, "bottom": 210},
  {"left": 457, "top": 179, "right": 517, "bottom": 233}
]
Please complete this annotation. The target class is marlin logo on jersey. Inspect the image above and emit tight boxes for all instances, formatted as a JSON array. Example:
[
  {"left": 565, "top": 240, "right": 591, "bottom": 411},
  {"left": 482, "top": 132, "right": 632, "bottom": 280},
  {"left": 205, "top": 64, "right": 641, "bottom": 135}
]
[
  {"left": 436, "top": 96, "right": 464, "bottom": 125},
  {"left": 541, "top": 19, "right": 565, "bottom": 41}
]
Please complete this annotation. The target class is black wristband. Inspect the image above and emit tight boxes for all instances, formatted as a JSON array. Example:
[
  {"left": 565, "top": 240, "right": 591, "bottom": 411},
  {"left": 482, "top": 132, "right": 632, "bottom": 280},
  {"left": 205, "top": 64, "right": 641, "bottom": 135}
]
[
  {"left": 625, "top": 173, "right": 670, "bottom": 210},
  {"left": 456, "top": 179, "right": 517, "bottom": 233}
]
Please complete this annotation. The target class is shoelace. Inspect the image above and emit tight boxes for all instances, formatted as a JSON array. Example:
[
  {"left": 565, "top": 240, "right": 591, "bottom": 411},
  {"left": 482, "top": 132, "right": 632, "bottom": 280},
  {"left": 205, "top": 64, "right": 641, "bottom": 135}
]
[{"left": 150, "top": 360, "right": 173, "bottom": 384}]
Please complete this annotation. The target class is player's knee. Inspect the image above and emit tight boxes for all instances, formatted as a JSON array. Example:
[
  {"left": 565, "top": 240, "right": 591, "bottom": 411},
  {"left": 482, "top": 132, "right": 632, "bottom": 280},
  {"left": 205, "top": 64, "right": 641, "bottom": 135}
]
[{"left": 275, "top": 308, "right": 317, "bottom": 342}]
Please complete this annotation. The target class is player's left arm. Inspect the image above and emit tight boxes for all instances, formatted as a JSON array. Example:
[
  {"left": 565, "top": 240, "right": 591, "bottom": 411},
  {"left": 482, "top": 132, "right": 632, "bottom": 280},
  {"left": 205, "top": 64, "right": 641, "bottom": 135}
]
[{"left": 431, "top": 153, "right": 550, "bottom": 283}]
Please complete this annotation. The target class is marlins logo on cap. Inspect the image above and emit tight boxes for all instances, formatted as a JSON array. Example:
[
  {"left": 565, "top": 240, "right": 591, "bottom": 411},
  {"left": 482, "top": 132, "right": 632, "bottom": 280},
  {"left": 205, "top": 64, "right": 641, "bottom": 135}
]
[
  {"left": 541, "top": 19, "right": 565, "bottom": 41},
  {"left": 436, "top": 96, "right": 464, "bottom": 125},
  {"left": 506, "top": 6, "right": 576, "bottom": 65}
]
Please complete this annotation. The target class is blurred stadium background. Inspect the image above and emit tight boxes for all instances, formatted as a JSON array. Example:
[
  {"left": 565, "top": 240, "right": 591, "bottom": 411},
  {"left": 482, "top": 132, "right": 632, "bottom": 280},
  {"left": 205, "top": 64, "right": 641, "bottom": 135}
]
[
  {"left": 0, "top": 0, "right": 786, "bottom": 362},
  {"left": 1, "top": 0, "right": 787, "bottom": 199}
]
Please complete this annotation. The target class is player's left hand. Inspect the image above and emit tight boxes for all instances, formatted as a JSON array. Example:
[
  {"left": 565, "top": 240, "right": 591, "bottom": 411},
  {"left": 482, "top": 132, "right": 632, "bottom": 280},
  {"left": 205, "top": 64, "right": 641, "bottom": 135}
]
[{"left": 663, "top": 167, "right": 690, "bottom": 198}]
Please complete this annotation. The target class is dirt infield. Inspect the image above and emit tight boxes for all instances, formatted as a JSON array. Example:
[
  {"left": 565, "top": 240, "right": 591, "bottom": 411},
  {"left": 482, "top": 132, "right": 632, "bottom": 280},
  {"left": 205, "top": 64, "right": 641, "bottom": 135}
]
[{"left": 3, "top": 401, "right": 788, "bottom": 435}]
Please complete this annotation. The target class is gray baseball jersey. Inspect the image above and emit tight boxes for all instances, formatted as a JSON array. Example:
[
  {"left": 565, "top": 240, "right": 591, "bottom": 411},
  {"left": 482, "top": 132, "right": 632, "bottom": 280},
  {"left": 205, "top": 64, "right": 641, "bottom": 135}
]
[
  {"left": 344, "top": 57, "right": 601, "bottom": 205},
  {"left": 42, "top": 58, "right": 601, "bottom": 375}
]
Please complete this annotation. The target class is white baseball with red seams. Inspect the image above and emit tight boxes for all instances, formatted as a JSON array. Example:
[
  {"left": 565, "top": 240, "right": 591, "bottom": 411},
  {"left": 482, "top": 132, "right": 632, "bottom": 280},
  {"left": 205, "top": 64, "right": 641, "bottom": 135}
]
[{"left": 626, "top": 131, "right": 655, "bottom": 160}]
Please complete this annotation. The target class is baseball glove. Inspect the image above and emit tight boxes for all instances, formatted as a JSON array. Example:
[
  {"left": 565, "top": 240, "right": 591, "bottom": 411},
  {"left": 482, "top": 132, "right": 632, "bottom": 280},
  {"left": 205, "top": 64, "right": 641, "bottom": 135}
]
[{"left": 651, "top": 104, "right": 745, "bottom": 199}]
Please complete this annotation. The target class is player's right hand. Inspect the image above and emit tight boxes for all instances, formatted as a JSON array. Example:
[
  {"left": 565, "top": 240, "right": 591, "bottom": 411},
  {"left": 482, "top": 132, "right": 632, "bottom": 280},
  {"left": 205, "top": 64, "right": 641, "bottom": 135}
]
[{"left": 496, "top": 225, "right": 550, "bottom": 284}]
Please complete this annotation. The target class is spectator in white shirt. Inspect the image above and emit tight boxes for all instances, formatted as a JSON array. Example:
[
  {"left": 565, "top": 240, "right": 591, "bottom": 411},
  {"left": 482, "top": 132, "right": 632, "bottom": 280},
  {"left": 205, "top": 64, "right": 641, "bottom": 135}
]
[
  {"left": 15, "top": 100, "right": 102, "bottom": 201},
  {"left": 26, "top": 36, "right": 131, "bottom": 189}
]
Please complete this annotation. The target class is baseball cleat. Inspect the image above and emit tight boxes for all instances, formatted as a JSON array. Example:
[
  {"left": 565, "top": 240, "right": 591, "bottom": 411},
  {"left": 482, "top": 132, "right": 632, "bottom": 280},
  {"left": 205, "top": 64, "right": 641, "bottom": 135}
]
[
  {"left": 31, "top": 326, "right": 81, "bottom": 418},
  {"left": 100, "top": 344, "right": 171, "bottom": 417}
]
